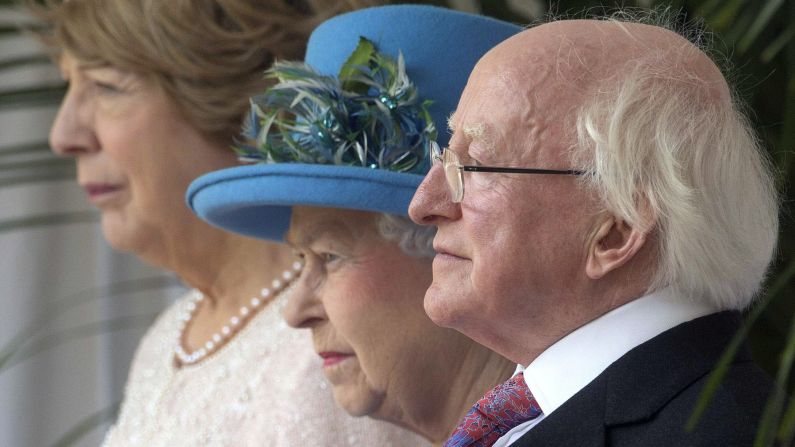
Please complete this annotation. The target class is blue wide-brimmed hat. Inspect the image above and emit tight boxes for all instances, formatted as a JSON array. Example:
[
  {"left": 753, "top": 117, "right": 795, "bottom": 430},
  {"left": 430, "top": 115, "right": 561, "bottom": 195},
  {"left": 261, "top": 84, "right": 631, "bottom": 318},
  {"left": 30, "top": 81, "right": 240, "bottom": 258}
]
[{"left": 187, "top": 5, "right": 521, "bottom": 241}]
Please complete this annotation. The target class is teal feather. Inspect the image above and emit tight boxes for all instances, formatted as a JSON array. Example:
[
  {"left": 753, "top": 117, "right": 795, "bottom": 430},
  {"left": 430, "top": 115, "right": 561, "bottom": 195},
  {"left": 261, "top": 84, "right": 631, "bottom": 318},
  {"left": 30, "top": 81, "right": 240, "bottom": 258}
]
[{"left": 235, "top": 38, "right": 436, "bottom": 173}]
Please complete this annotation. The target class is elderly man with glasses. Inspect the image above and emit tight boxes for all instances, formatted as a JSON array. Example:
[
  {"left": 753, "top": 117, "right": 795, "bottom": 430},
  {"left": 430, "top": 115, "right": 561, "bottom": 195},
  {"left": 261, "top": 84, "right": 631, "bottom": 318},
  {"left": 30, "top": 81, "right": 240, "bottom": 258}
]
[{"left": 409, "top": 14, "right": 780, "bottom": 447}]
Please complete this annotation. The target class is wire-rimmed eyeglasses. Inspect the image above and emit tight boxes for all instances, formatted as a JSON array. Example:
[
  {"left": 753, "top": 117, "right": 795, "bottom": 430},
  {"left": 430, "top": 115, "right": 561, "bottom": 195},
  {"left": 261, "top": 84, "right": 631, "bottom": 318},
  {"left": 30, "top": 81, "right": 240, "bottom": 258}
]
[{"left": 429, "top": 140, "right": 586, "bottom": 203}]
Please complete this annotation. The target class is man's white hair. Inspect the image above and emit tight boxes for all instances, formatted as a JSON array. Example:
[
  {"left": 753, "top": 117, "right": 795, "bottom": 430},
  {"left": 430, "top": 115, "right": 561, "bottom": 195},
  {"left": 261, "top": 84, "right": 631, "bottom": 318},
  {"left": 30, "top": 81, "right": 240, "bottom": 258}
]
[{"left": 570, "top": 39, "right": 779, "bottom": 310}]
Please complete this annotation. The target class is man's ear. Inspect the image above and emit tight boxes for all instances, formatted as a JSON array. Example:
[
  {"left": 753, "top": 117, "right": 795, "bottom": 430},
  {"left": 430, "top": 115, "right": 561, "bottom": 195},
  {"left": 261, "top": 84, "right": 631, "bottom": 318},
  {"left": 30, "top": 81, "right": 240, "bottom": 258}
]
[{"left": 585, "top": 214, "right": 648, "bottom": 280}]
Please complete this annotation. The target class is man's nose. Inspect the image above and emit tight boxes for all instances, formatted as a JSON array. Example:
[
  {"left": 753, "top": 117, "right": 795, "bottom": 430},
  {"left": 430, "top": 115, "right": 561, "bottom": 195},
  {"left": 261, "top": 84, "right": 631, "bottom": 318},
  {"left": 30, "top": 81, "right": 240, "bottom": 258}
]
[{"left": 409, "top": 163, "right": 461, "bottom": 226}]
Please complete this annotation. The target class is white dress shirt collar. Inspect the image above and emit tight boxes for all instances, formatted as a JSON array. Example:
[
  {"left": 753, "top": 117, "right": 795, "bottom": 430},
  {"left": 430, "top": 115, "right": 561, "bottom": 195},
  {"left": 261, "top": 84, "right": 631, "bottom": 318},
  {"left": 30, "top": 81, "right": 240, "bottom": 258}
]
[{"left": 522, "top": 287, "right": 717, "bottom": 417}]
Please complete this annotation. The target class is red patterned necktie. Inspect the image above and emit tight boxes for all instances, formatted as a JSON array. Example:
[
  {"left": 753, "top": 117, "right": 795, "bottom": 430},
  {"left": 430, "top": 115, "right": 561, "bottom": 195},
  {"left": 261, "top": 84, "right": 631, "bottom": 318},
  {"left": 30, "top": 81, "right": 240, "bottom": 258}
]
[{"left": 444, "top": 372, "right": 542, "bottom": 447}]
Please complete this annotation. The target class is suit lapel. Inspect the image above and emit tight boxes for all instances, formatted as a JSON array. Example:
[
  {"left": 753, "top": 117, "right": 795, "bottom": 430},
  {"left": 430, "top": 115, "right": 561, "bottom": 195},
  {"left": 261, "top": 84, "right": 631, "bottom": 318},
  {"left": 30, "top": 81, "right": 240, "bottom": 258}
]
[
  {"left": 509, "top": 374, "right": 607, "bottom": 446},
  {"left": 509, "top": 311, "right": 744, "bottom": 446},
  {"left": 602, "top": 311, "right": 745, "bottom": 426}
]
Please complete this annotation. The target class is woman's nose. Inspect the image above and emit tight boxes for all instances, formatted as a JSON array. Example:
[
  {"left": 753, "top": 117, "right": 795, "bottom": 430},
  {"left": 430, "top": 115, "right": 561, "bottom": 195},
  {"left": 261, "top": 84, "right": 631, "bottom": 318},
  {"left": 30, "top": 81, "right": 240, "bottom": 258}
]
[
  {"left": 282, "top": 274, "right": 326, "bottom": 329},
  {"left": 49, "top": 84, "right": 100, "bottom": 157}
]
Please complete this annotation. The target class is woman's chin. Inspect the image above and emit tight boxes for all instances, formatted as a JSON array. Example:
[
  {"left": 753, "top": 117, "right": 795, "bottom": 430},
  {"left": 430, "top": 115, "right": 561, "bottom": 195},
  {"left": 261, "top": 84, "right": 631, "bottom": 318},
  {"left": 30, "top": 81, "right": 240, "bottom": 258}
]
[
  {"left": 100, "top": 213, "right": 151, "bottom": 257},
  {"left": 332, "top": 385, "right": 383, "bottom": 418}
]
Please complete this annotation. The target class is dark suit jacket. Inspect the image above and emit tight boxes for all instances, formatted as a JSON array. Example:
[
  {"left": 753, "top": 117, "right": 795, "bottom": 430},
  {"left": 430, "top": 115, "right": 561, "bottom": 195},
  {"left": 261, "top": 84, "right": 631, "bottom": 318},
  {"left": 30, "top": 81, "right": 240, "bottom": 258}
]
[{"left": 511, "top": 311, "right": 773, "bottom": 446}]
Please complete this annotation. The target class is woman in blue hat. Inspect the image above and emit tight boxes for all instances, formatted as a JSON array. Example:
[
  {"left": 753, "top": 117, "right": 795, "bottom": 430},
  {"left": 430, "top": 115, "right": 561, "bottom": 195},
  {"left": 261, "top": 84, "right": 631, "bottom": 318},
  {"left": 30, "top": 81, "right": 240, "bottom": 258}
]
[
  {"left": 40, "top": 0, "right": 428, "bottom": 445},
  {"left": 189, "top": 5, "right": 522, "bottom": 442}
]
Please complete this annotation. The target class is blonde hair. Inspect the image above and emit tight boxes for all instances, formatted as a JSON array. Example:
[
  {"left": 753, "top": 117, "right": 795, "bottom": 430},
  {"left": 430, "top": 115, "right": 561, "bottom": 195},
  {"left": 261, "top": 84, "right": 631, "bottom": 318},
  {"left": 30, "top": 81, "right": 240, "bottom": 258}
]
[{"left": 32, "top": 0, "right": 375, "bottom": 143}]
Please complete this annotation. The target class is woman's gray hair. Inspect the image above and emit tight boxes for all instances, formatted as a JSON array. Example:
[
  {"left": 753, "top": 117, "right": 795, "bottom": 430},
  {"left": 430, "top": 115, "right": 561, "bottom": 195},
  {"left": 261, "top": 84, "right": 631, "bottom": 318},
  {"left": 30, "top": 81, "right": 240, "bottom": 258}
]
[
  {"left": 570, "top": 37, "right": 779, "bottom": 311},
  {"left": 376, "top": 213, "right": 436, "bottom": 258}
]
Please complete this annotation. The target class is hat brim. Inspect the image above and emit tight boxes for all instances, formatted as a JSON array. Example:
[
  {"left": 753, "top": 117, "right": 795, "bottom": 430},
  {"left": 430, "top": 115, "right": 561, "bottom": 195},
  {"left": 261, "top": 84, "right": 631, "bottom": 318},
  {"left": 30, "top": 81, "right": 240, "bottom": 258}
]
[{"left": 187, "top": 163, "right": 424, "bottom": 241}]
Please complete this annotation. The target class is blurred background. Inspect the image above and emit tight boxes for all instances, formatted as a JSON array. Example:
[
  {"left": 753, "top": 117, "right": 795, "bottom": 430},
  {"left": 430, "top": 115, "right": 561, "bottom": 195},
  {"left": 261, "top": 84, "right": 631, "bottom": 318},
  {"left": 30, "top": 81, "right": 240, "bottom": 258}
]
[{"left": 0, "top": 0, "right": 792, "bottom": 445}]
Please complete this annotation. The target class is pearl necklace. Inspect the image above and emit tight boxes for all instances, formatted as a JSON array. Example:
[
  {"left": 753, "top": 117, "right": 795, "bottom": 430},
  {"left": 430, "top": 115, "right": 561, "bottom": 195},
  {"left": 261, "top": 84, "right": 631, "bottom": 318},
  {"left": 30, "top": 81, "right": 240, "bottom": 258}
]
[{"left": 174, "top": 260, "right": 303, "bottom": 366}]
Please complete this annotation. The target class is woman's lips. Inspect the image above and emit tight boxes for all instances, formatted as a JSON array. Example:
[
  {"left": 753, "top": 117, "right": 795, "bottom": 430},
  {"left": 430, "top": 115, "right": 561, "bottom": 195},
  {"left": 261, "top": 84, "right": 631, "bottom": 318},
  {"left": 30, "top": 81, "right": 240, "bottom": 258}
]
[
  {"left": 317, "top": 351, "right": 353, "bottom": 367},
  {"left": 82, "top": 183, "right": 124, "bottom": 204}
]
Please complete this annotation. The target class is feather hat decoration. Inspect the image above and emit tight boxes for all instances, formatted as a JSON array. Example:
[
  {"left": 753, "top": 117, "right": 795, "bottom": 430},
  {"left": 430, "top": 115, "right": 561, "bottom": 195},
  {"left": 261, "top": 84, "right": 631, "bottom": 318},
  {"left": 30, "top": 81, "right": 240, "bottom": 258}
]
[{"left": 236, "top": 37, "right": 436, "bottom": 174}]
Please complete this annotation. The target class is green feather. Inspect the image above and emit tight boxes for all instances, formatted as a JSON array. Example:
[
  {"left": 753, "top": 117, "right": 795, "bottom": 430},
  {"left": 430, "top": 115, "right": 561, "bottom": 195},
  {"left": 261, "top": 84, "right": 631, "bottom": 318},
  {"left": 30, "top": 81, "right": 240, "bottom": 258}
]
[{"left": 339, "top": 37, "right": 376, "bottom": 94}]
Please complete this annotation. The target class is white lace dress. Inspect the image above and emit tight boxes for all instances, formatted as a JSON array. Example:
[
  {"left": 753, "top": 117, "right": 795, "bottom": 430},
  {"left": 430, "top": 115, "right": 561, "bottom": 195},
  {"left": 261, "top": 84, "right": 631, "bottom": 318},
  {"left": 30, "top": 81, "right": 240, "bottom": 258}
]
[{"left": 102, "top": 288, "right": 428, "bottom": 446}]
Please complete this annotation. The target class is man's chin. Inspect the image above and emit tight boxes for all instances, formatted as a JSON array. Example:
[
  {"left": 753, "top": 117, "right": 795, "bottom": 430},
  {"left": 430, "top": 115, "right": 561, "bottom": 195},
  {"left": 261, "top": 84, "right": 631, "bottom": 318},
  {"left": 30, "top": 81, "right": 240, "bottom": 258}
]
[{"left": 422, "top": 283, "right": 466, "bottom": 330}]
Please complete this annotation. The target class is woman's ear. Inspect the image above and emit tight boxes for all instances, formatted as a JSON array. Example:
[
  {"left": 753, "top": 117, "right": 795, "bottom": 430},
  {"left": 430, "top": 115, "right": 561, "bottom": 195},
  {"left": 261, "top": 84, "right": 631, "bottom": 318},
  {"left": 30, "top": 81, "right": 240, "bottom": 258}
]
[{"left": 585, "top": 215, "right": 648, "bottom": 280}]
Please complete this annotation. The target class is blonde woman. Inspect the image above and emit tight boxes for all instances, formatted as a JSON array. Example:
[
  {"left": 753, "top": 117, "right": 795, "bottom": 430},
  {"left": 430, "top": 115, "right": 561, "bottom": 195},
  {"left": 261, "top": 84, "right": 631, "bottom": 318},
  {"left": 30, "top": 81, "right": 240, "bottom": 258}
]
[{"left": 35, "top": 0, "right": 426, "bottom": 444}]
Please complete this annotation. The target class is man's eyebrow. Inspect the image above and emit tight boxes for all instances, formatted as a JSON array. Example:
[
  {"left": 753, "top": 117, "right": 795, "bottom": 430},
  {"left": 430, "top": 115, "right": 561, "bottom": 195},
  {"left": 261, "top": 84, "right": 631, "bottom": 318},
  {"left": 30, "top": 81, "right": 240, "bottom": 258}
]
[
  {"left": 464, "top": 122, "right": 497, "bottom": 157},
  {"left": 462, "top": 122, "right": 487, "bottom": 142},
  {"left": 447, "top": 112, "right": 495, "bottom": 156},
  {"left": 447, "top": 112, "right": 457, "bottom": 134},
  {"left": 448, "top": 113, "right": 489, "bottom": 142}
]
